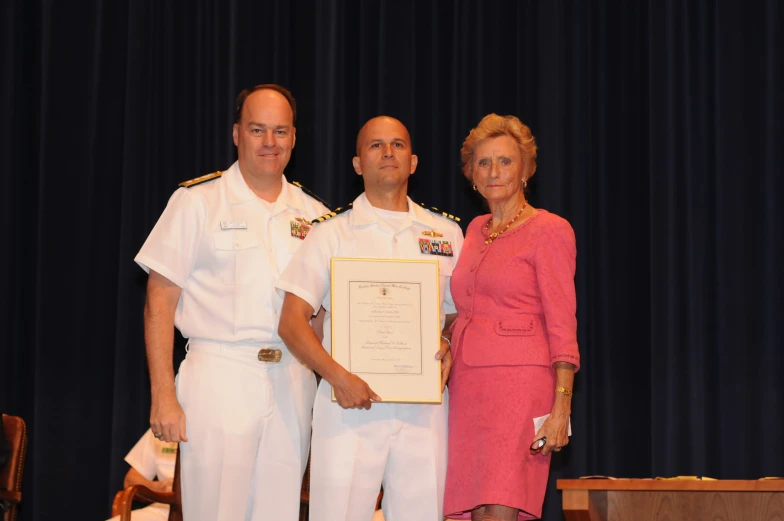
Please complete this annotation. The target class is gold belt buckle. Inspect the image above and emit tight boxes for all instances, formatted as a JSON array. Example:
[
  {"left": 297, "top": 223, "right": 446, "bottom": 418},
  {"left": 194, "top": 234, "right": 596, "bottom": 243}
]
[{"left": 258, "top": 348, "right": 282, "bottom": 363}]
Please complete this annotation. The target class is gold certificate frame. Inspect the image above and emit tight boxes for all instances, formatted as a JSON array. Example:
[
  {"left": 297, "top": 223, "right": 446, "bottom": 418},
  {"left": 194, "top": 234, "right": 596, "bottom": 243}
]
[{"left": 330, "top": 258, "right": 442, "bottom": 404}]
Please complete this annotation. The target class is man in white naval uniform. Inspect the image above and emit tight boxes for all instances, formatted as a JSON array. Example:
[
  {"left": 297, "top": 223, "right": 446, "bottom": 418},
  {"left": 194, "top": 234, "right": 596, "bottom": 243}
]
[
  {"left": 134, "top": 84, "right": 329, "bottom": 521},
  {"left": 276, "top": 116, "right": 464, "bottom": 521}
]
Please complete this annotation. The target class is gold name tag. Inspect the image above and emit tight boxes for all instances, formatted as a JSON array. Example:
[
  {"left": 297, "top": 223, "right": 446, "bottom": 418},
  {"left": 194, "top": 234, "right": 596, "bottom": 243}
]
[{"left": 258, "top": 348, "right": 282, "bottom": 363}]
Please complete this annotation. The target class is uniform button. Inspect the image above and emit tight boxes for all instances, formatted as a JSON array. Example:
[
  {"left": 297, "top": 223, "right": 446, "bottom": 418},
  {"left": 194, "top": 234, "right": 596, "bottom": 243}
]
[
  {"left": 235, "top": 242, "right": 240, "bottom": 248},
  {"left": 466, "top": 288, "right": 472, "bottom": 296},
  {"left": 394, "top": 238, "right": 398, "bottom": 243}
]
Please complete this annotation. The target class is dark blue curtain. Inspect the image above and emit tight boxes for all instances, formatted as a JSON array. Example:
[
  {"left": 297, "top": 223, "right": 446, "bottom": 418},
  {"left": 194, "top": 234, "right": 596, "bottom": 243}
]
[{"left": 1, "top": 1, "right": 781, "bottom": 520}]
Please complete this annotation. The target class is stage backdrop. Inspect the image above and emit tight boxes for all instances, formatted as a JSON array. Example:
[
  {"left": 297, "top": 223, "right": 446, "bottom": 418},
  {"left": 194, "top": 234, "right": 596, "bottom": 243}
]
[{"left": 1, "top": 1, "right": 781, "bottom": 520}]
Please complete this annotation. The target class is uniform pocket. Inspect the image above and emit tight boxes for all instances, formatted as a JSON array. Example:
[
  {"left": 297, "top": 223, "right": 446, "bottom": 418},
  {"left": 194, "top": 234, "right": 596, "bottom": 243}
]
[
  {"left": 213, "top": 232, "right": 260, "bottom": 285},
  {"left": 437, "top": 258, "right": 454, "bottom": 277}
]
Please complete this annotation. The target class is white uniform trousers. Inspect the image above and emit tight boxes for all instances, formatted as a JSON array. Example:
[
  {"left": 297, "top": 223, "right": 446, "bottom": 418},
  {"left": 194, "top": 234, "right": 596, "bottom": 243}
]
[
  {"left": 176, "top": 339, "right": 316, "bottom": 521},
  {"left": 309, "top": 380, "right": 448, "bottom": 521}
]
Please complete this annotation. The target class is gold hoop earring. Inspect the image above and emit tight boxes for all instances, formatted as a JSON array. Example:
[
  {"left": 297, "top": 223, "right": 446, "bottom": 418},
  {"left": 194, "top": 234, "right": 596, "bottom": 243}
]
[{"left": 473, "top": 184, "right": 478, "bottom": 191}]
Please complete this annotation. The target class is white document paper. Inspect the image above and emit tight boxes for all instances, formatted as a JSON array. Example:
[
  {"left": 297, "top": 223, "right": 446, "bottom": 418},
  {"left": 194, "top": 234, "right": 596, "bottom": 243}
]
[
  {"left": 348, "top": 281, "right": 422, "bottom": 374},
  {"left": 533, "top": 414, "right": 572, "bottom": 436}
]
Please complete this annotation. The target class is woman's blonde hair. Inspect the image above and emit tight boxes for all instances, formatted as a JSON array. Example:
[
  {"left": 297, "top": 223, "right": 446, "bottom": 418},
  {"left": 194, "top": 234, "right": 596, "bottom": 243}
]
[{"left": 461, "top": 114, "right": 538, "bottom": 182}]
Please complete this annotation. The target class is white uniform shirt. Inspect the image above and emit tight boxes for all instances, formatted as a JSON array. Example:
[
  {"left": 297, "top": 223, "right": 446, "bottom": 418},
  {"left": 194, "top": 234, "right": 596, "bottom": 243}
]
[
  {"left": 135, "top": 162, "right": 329, "bottom": 343},
  {"left": 276, "top": 192, "right": 464, "bottom": 354},
  {"left": 125, "top": 429, "right": 178, "bottom": 482}
]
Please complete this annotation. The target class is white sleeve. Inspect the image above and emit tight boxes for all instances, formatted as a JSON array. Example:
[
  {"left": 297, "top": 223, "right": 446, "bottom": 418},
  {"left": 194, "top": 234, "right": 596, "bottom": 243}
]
[
  {"left": 276, "top": 223, "right": 335, "bottom": 313},
  {"left": 124, "top": 429, "right": 158, "bottom": 481},
  {"left": 443, "top": 222, "right": 465, "bottom": 315},
  {"left": 134, "top": 188, "right": 204, "bottom": 287}
]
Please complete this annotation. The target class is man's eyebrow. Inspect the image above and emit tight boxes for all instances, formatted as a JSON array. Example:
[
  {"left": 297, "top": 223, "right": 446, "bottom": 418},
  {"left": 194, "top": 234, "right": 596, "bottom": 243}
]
[
  {"left": 247, "top": 121, "right": 291, "bottom": 129},
  {"left": 367, "top": 138, "right": 408, "bottom": 145}
]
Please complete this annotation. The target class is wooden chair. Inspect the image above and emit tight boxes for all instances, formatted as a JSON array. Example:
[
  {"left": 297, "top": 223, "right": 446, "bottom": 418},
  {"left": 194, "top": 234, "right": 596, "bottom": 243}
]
[
  {"left": 112, "top": 449, "right": 315, "bottom": 521},
  {"left": 299, "top": 452, "right": 312, "bottom": 521},
  {"left": 111, "top": 450, "right": 182, "bottom": 521},
  {"left": 111, "top": 441, "right": 384, "bottom": 520},
  {"left": 0, "top": 414, "right": 28, "bottom": 521}
]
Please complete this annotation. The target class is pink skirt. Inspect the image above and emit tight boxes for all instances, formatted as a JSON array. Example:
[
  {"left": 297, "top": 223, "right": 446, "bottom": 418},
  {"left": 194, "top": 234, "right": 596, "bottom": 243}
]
[{"left": 444, "top": 339, "right": 555, "bottom": 520}]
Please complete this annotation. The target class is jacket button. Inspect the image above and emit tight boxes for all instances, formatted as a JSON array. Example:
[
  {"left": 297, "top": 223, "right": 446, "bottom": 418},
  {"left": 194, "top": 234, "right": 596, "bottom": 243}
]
[
  {"left": 470, "top": 264, "right": 477, "bottom": 271},
  {"left": 466, "top": 288, "right": 472, "bottom": 296}
]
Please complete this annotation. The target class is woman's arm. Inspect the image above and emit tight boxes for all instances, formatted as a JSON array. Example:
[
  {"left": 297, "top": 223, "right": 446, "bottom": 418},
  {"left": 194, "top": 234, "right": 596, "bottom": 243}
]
[{"left": 531, "top": 217, "right": 580, "bottom": 455}]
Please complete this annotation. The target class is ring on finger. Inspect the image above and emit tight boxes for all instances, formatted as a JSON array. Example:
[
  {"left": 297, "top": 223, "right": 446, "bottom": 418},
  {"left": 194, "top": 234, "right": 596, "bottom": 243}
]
[{"left": 153, "top": 432, "right": 163, "bottom": 438}]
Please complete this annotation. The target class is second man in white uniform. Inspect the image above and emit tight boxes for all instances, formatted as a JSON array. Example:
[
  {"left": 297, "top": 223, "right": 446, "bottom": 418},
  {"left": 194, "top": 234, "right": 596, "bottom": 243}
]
[{"left": 277, "top": 116, "right": 464, "bottom": 521}]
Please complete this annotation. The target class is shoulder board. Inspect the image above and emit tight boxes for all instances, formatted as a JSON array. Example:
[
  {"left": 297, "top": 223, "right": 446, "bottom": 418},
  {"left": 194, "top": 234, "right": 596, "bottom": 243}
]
[
  {"left": 418, "top": 202, "right": 461, "bottom": 223},
  {"left": 291, "top": 181, "right": 332, "bottom": 210},
  {"left": 311, "top": 203, "right": 353, "bottom": 224},
  {"left": 179, "top": 171, "right": 222, "bottom": 188}
]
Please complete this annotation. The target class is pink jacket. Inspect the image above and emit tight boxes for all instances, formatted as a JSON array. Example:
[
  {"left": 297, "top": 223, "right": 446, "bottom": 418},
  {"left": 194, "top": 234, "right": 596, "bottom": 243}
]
[{"left": 450, "top": 210, "right": 580, "bottom": 370}]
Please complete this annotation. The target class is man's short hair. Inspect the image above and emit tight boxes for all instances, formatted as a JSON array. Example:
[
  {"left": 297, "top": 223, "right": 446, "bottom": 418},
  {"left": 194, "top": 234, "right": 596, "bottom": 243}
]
[{"left": 234, "top": 84, "right": 297, "bottom": 125}]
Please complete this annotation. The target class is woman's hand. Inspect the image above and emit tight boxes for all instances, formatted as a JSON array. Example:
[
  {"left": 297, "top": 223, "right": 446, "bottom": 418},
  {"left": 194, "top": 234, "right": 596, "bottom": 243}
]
[
  {"left": 531, "top": 362, "right": 576, "bottom": 456},
  {"left": 436, "top": 336, "right": 453, "bottom": 392},
  {"left": 531, "top": 411, "right": 570, "bottom": 456},
  {"left": 438, "top": 314, "right": 458, "bottom": 392}
]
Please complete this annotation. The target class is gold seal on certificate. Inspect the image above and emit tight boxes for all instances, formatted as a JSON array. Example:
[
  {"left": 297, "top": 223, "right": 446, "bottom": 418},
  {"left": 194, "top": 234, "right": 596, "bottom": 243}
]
[{"left": 330, "top": 258, "right": 443, "bottom": 404}]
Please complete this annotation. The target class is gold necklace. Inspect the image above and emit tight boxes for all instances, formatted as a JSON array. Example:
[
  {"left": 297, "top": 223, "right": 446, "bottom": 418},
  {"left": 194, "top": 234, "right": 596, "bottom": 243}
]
[{"left": 485, "top": 203, "right": 527, "bottom": 244}]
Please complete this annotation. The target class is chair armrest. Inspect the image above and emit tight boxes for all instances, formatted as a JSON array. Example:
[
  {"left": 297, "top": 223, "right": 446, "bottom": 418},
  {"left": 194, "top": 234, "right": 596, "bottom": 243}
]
[
  {"left": 131, "top": 485, "right": 176, "bottom": 505},
  {"left": 0, "top": 489, "right": 22, "bottom": 504},
  {"left": 111, "top": 490, "right": 126, "bottom": 517}
]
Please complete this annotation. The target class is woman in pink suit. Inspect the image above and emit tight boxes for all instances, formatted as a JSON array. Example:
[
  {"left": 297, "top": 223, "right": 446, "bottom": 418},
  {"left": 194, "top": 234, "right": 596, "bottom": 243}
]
[{"left": 443, "top": 114, "right": 580, "bottom": 521}]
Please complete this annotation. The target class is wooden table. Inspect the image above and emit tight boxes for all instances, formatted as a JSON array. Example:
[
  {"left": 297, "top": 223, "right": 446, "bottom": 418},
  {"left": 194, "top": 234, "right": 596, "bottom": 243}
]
[{"left": 557, "top": 479, "right": 784, "bottom": 521}]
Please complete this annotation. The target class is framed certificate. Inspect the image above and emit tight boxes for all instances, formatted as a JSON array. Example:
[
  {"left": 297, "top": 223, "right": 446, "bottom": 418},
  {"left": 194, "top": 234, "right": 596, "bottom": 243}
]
[{"left": 330, "top": 258, "right": 443, "bottom": 404}]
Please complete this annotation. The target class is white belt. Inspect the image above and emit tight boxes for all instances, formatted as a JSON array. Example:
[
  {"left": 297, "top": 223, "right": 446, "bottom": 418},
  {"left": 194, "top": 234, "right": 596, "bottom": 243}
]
[{"left": 186, "top": 338, "right": 295, "bottom": 365}]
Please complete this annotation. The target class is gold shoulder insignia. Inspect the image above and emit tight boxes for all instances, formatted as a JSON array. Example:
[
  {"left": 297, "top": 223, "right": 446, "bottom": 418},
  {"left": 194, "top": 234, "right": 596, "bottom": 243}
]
[
  {"left": 291, "top": 181, "right": 332, "bottom": 210},
  {"left": 312, "top": 203, "right": 353, "bottom": 224},
  {"left": 418, "top": 202, "right": 461, "bottom": 223},
  {"left": 179, "top": 171, "right": 222, "bottom": 188}
]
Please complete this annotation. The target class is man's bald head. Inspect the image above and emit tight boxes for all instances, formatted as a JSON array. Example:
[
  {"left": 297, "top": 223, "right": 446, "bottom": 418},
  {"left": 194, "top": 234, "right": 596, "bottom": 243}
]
[{"left": 355, "top": 116, "right": 412, "bottom": 155}]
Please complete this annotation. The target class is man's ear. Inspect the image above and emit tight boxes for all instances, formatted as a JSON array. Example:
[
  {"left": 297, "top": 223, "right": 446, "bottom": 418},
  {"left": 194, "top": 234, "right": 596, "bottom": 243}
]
[
  {"left": 232, "top": 124, "right": 239, "bottom": 146},
  {"left": 410, "top": 154, "right": 419, "bottom": 174},
  {"left": 291, "top": 127, "right": 296, "bottom": 149},
  {"left": 352, "top": 156, "right": 362, "bottom": 175}
]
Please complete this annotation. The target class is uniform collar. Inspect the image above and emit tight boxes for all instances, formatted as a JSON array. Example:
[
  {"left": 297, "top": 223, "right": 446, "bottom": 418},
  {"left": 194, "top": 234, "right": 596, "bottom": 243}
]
[
  {"left": 409, "top": 200, "right": 439, "bottom": 228},
  {"left": 225, "top": 162, "right": 256, "bottom": 205},
  {"left": 272, "top": 175, "right": 309, "bottom": 214},
  {"left": 350, "top": 192, "right": 437, "bottom": 230},
  {"left": 226, "top": 161, "right": 308, "bottom": 213}
]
